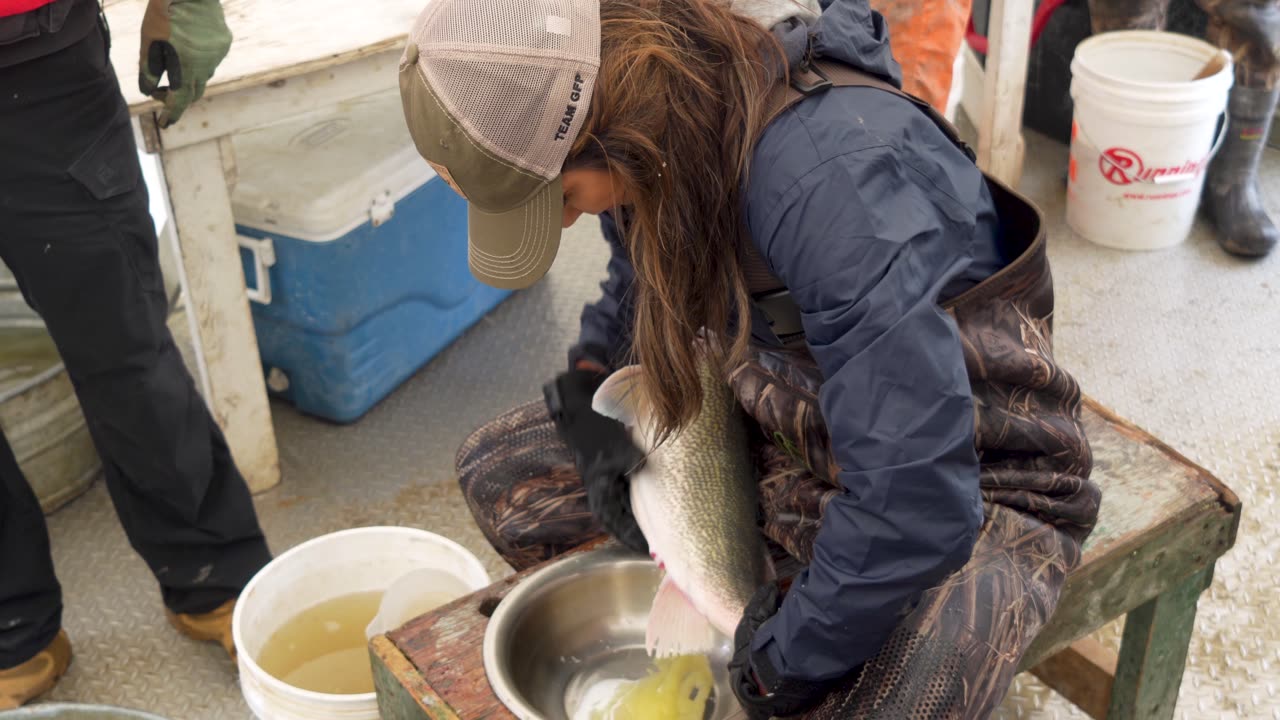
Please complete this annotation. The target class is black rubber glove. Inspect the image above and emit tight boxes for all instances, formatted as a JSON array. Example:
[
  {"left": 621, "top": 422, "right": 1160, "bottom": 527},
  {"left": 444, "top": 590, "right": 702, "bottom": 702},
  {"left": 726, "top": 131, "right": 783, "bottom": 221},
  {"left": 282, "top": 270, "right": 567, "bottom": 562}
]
[
  {"left": 730, "top": 584, "right": 833, "bottom": 719},
  {"left": 543, "top": 367, "right": 648, "bottom": 554}
]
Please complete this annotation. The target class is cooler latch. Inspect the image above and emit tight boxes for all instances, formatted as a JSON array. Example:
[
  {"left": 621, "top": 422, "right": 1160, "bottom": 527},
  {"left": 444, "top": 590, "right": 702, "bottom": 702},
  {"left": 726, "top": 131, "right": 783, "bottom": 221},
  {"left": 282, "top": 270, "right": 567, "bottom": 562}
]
[
  {"left": 237, "top": 234, "right": 277, "bottom": 305},
  {"left": 370, "top": 191, "right": 395, "bottom": 227}
]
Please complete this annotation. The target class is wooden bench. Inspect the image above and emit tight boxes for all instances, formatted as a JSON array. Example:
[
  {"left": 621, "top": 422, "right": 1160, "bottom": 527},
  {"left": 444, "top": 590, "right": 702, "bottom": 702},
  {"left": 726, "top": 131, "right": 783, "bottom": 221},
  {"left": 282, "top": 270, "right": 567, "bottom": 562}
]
[{"left": 371, "top": 398, "right": 1241, "bottom": 720}]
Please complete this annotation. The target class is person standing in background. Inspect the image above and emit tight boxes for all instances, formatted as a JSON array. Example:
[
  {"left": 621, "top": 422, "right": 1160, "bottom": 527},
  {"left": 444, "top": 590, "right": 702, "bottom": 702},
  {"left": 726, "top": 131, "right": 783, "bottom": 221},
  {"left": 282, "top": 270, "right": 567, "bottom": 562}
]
[
  {"left": 738, "top": 0, "right": 974, "bottom": 113},
  {"left": 869, "top": 0, "right": 972, "bottom": 111},
  {"left": 0, "top": 0, "right": 272, "bottom": 708},
  {"left": 1091, "top": 0, "right": 1280, "bottom": 257}
]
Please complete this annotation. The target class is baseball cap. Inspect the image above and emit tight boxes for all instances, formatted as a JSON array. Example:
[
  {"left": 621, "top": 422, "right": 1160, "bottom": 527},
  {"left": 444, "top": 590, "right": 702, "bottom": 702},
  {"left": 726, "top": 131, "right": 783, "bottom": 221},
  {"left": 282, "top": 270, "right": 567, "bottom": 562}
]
[{"left": 399, "top": 0, "right": 601, "bottom": 289}]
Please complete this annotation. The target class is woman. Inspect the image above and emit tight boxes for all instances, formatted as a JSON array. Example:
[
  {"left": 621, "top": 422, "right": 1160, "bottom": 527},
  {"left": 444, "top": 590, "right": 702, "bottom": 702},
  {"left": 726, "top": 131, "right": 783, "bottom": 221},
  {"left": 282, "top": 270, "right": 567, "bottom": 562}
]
[{"left": 398, "top": 0, "right": 1099, "bottom": 715}]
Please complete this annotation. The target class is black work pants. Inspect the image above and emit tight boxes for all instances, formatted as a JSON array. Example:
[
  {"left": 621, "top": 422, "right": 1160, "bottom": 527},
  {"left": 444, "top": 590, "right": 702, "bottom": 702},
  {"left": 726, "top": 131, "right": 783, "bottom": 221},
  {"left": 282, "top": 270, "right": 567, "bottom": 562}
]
[{"left": 0, "top": 14, "right": 271, "bottom": 669}]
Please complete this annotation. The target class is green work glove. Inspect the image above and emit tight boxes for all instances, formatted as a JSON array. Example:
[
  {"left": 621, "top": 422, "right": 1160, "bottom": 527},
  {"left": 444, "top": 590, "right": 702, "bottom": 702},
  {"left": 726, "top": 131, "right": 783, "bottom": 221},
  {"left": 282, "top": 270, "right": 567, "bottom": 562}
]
[{"left": 138, "top": 0, "right": 232, "bottom": 127}]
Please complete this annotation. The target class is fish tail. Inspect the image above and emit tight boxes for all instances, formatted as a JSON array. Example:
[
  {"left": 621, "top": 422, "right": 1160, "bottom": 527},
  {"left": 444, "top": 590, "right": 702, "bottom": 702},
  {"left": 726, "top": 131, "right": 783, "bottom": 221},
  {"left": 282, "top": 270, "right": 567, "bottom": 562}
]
[
  {"left": 591, "top": 365, "right": 645, "bottom": 426},
  {"left": 645, "top": 574, "right": 717, "bottom": 658}
]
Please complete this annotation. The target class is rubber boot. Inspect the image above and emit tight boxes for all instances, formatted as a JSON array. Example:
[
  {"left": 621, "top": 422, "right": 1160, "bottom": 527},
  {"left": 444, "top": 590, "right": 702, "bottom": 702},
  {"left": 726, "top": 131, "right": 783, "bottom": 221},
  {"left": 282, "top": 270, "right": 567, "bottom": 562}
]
[
  {"left": 1202, "top": 85, "right": 1280, "bottom": 257},
  {"left": 166, "top": 598, "right": 238, "bottom": 666},
  {"left": 0, "top": 630, "right": 72, "bottom": 709}
]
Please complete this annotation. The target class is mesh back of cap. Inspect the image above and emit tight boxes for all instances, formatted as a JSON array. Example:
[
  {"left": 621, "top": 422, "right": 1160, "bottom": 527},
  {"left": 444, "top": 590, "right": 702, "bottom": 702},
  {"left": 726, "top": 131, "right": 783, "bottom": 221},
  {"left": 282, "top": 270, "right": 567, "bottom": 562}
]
[{"left": 410, "top": 0, "right": 600, "bottom": 180}]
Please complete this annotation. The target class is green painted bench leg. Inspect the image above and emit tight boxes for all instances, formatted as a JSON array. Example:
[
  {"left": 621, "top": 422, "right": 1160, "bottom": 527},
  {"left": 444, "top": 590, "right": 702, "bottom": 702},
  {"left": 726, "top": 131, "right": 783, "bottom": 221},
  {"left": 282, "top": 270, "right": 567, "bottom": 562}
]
[{"left": 1107, "top": 566, "right": 1214, "bottom": 720}]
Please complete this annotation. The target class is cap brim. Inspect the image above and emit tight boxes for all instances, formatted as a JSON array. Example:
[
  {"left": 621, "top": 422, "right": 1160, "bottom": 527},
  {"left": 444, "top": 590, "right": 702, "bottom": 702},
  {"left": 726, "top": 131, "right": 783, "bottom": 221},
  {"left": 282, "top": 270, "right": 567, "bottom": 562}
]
[{"left": 467, "top": 175, "right": 563, "bottom": 290}]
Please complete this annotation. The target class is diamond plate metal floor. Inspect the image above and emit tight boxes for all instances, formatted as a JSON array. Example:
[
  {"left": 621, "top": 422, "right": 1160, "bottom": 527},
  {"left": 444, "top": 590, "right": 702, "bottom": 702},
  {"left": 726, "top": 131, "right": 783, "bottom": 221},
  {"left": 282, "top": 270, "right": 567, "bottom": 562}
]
[{"left": 23, "top": 130, "right": 1280, "bottom": 719}]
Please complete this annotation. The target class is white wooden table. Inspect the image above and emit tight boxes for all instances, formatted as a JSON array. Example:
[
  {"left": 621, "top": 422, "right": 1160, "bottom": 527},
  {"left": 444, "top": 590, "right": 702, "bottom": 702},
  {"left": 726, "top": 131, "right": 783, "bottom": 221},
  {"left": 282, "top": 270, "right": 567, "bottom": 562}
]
[{"left": 104, "top": 0, "right": 427, "bottom": 493}]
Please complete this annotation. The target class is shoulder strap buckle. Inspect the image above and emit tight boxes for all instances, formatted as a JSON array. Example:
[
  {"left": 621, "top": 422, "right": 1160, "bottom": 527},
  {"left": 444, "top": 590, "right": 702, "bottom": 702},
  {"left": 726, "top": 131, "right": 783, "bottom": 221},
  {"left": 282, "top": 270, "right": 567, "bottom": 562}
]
[{"left": 790, "top": 62, "right": 833, "bottom": 97}]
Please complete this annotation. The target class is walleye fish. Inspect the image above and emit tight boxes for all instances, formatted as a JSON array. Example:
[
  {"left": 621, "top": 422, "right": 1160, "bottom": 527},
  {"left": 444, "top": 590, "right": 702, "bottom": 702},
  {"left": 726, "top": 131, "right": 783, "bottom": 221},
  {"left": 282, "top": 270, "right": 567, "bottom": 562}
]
[{"left": 593, "top": 361, "right": 771, "bottom": 657}]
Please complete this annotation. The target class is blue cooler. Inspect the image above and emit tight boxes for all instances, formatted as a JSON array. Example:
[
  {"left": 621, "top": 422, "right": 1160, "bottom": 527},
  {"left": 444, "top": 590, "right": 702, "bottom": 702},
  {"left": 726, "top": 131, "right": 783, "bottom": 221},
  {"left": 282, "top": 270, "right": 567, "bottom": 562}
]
[{"left": 229, "top": 90, "right": 512, "bottom": 423}]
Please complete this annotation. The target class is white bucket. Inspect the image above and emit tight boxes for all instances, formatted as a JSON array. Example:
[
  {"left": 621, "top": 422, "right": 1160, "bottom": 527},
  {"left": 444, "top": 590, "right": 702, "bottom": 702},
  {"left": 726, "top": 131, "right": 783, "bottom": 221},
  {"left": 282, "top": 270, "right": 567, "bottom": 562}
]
[
  {"left": 232, "top": 526, "right": 491, "bottom": 720},
  {"left": 1067, "top": 31, "right": 1233, "bottom": 250}
]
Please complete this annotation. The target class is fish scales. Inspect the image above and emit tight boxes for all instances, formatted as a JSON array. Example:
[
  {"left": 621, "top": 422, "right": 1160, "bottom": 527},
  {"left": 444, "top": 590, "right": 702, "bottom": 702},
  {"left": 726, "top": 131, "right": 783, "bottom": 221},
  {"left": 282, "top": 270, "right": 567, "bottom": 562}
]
[
  {"left": 652, "top": 370, "right": 761, "bottom": 615},
  {"left": 594, "top": 360, "right": 770, "bottom": 652}
]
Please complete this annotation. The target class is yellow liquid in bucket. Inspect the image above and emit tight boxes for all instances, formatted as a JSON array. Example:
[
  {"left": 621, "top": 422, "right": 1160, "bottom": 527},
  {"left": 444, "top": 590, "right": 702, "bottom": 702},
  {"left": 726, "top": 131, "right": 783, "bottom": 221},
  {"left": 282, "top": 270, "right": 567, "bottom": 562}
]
[
  {"left": 591, "top": 655, "right": 715, "bottom": 720},
  {"left": 256, "top": 590, "right": 455, "bottom": 695}
]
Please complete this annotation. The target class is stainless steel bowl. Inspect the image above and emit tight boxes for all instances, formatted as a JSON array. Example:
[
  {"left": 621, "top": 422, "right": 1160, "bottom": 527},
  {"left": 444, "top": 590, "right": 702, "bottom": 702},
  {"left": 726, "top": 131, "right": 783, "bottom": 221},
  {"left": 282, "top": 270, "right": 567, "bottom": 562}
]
[
  {"left": 483, "top": 547, "right": 740, "bottom": 720},
  {"left": 0, "top": 704, "right": 170, "bottom": 720}
]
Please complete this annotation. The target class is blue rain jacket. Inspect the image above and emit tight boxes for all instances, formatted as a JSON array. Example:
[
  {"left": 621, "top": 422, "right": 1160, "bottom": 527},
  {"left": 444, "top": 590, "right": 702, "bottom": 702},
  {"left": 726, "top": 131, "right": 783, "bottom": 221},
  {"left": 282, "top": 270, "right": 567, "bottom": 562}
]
[{"left": 569, "top": 0, "right": 1006, "bottom": 685}]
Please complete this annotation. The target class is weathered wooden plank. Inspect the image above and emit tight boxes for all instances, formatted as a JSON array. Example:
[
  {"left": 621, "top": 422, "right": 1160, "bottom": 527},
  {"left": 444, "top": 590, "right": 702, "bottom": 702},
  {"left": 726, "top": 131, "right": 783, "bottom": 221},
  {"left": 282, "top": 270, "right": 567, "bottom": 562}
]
[
  {"left": 1107, "top": 567, "right": 1214, "bottom": 720},
  {"left": 151, "top": 50, "right": 402, "bottom": 151},
  {"left": 959, "top": 46, "right": 986, "bottom": 134},
  {"left": 104, "top": 0, "right": 426, "bottom": 112},
  {"left": 1016, "top": 399, "right": 1238, "bottom": 667},
  {"left": 371, "top": 634, "right": 461, "bottom": 720},
  {"left": 1019, "top": 480, "right": 1233, "bottom": 669},
  {"left": 977, "top": 0, "right": 1033, "bottom": 185},
  {"left": 1083, "top": 399, "right": 1242, "bottom": 548},
  {"left": 388, "top": 538, "right": 613, "bottom": 720},
  {"left": 1030, "top": 638, "right": 1117, "bottom": 720},
  {"left": 1076, "top": 404, "right": 1220, "bottom": 559},
  {"left": 159, "top": 140, "right": 280, "bottom": 494}
]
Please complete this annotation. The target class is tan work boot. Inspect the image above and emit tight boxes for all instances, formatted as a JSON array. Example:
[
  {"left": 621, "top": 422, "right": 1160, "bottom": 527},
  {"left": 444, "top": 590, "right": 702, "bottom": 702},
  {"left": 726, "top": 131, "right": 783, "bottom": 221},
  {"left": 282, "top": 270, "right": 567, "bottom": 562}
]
[
  {"left": 0, "top": 629, "right": 72, "bottom": 709},
  {"left": 166, "top": 599, "right": 238, "bottom": 666}
]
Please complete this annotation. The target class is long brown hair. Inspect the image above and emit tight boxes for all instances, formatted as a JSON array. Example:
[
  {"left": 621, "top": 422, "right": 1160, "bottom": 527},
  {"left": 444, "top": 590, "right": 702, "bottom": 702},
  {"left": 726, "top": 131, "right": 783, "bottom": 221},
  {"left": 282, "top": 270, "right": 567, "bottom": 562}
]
[{"left": 567, "top": 0, "right": 785, "bottom": 441}]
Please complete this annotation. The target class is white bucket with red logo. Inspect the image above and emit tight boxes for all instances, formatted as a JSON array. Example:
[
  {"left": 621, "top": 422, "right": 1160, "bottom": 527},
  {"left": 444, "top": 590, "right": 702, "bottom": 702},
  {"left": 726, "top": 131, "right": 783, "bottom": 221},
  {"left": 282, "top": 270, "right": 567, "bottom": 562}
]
[{"left": 1067, "top": 31, "right": 1233, "bottom": 250}]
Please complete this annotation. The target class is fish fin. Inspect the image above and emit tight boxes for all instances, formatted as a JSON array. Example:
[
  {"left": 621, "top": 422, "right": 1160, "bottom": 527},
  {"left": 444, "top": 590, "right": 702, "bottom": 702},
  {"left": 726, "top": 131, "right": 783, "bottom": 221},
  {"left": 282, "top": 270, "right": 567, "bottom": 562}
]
[
  {"left": 591, "top": 365, "right": 645, "bottom": 426},
  {"left": 645, "top": 573, "right": 718, "bottom": 659}
]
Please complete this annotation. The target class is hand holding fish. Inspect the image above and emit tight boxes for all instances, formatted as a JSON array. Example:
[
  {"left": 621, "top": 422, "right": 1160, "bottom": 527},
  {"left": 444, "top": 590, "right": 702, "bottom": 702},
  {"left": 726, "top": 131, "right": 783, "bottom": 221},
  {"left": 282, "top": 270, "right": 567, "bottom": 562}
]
[
  {"left": 544, "top": 367, "right": 649, "bottom": 554},
  {"left": 729, "top": 583, "right": 833, "bottom": 719}
]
